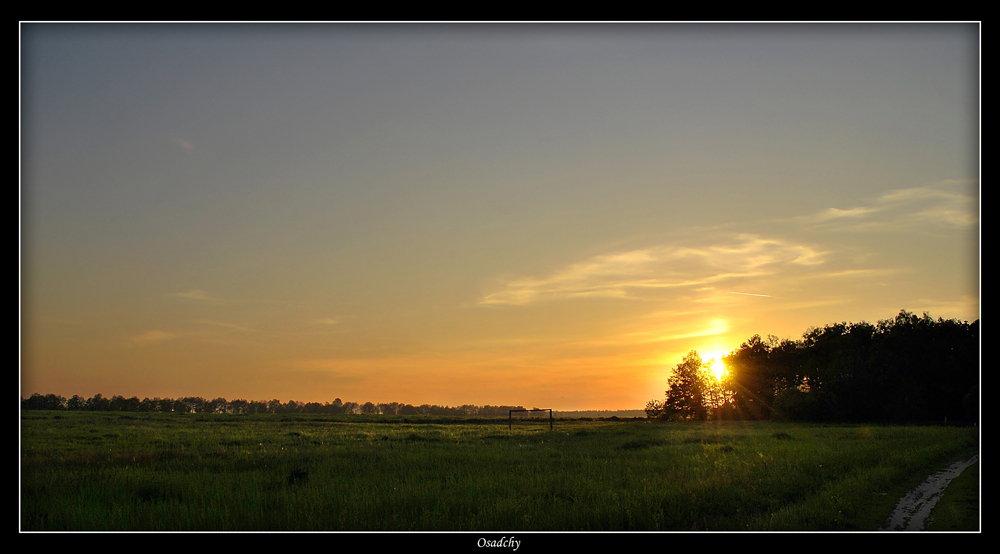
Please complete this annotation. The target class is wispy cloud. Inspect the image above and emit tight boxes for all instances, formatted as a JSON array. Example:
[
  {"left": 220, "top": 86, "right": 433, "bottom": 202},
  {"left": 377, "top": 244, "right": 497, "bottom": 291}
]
[
  {"left": 807, "top": 268, "right": 899, "bottom": 280},
  {"left": 175, "top": 290, "right": 224, "bottom": 304},
  {"left": 196, "top": 320, "right": 251, "bottom": 332},
  {"left": 813, "top": 206, "right": 880, "bottom": 221},
  {"left": 479, "top": 234, "right": 825, "bottom": 306},
  {"left": 800, "top": 179, "right": 978, "bottom": 230},
  {"left": 130, "top": 330, "right": 175, "bottom": 345},
  {"left": 620, "top": 318, "right": 732, "bottom": 343},
  {"left": 312, "top": 317, "right": 340, "bottom": 325}
]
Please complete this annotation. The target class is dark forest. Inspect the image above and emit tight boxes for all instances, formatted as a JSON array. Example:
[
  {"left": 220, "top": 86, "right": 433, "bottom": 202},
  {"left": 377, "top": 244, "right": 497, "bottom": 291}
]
[{"left": 646, "top": 310, "right": 978, "bottom": 424}]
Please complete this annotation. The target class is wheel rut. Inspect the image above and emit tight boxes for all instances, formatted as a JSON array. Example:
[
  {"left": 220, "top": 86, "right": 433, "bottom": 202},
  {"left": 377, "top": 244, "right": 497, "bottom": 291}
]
[{"left": 882, "top": 453, "right": 979, "bottom": 531}]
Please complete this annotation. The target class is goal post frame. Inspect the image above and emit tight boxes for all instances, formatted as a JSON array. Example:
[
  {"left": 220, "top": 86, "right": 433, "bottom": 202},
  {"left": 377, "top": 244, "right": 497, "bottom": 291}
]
[{"left": 508, "top": 408, "right": 553, "bottom": 431}]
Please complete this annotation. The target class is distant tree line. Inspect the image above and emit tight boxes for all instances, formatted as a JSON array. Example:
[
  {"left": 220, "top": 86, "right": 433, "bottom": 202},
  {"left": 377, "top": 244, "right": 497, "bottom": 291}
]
[
  {"left": 19, "top": 393, "right": 526, "bottom": 417},
  {"left": 554, "top": 409, "right": 646, "bottom": 418},
  {"left": 647, "top": 310, "right": 979, "bottom": 424}
]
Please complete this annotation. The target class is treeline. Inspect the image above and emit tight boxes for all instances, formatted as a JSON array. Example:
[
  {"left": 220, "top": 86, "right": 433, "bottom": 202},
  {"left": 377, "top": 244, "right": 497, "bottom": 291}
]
[
  {"left": 648, "top": 310, "right": 979, "bottom": 424},
  {"left": 555, "top": 410, "right": 646, "bottom": 418},
  {"left": 19, "top": 394, "right": 526, "bottom": 417}
]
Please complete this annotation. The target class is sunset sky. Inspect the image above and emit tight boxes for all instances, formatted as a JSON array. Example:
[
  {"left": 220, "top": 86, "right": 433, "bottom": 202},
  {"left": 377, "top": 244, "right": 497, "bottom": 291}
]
[{"left": 20, "top": 24, "right": 979, "bottom": 410}]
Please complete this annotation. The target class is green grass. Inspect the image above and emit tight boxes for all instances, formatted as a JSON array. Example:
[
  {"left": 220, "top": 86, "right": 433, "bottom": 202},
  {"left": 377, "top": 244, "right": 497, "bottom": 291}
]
[
  {"left": 924, "top": 459, "right": 980, "bottom": 531},
  {"left": 20, "top": 411, "right": 978, "bottom": 531}
]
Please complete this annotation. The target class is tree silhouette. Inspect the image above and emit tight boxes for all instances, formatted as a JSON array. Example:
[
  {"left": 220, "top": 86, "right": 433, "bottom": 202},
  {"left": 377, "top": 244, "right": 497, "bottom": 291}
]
[
  {"left": 651, "top": 351, "right": 711, "bottom": 421},
  {"left": 87, "top": 393, "right": 111, "bottom": 411},
  {"left": 724, "top": 335, "right": 780, "bottom": 420},
  {"left": 67, "top": 395, "right": 86, "bottom": 410}
]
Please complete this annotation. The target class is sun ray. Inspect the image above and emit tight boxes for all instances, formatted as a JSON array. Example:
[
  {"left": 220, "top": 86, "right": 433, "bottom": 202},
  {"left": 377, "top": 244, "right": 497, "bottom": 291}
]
[{"left": 700, "top": 350, "right": 730, "bottom": 381}]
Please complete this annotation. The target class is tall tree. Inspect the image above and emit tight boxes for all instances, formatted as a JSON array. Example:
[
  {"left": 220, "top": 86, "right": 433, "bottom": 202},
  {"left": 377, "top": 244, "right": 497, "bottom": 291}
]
[
  {"left": 724, "top": 335, "right": 779, "bottom": 420},
  {"left": 87, "top": 393, "right": 111, "bottom": 411},
  {"left": 663, "top": 351, "right": 710, "bottom": 421},
  {"left": 66, "top": 395, "right": 86, "bottom": 411}
]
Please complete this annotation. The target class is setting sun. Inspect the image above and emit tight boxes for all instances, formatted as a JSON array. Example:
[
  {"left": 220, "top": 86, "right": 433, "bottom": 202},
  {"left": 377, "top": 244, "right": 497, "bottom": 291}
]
[{"left": 701, "top": 350, "right": 729, "bottom": 381}]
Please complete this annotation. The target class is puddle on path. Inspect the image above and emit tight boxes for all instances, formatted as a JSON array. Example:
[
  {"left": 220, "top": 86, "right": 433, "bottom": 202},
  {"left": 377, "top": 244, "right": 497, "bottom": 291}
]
[{"left": 882, "top": 453, "right": 979, "bottom": 531}]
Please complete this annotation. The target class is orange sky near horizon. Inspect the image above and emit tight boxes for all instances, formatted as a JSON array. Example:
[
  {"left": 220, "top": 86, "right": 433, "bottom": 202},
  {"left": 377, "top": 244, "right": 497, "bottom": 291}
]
[{"left": 20, "top": 24, "right": 979, "bottom": 410}]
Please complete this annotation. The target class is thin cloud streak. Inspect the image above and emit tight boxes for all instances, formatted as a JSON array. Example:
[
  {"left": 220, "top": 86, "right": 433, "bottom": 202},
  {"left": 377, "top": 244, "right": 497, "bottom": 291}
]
[
  {"left": 799, "top": 180, "right": 978, "bottom": 231},
  {"left": 814, "top": 206, "right": 880, "bottom": 221},
  {"left": 805, "top": 268, "right": 900, "bottom": 280},
  {"left": 479, "top": 234, "right": 825, "bottom": 306},
  {"left": 175, "top": 290, "right": 223, "bottom": 303},
  {"left": 312, "top": 318, "right": 340, "bottom": 325},
  {"left": 620, "top": 319, "right": 731, "bottom": 343},
  {"left": 197, "top": 320, "right": 251, "bottom": 332},
  {"left": 130, "top": 330, "right": 175, "bottom": 345}
]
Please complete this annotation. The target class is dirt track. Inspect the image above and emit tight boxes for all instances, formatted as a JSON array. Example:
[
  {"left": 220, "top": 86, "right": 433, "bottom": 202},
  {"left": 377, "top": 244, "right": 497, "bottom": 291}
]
[{"left": 882, "top": 453, "right": 979, "bottom": 531}]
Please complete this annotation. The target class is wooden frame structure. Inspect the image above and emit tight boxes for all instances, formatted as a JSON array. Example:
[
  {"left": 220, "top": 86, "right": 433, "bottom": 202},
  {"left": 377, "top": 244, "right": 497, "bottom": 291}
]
[{"left": 508, "top": 408, "right": 553, "bottom": 430}]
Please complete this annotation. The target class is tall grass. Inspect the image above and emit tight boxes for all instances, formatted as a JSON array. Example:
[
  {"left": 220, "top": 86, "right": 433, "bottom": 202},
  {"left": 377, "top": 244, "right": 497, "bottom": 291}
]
[{"left": 21, "top": 412, "right": 977, "bottom": 530}]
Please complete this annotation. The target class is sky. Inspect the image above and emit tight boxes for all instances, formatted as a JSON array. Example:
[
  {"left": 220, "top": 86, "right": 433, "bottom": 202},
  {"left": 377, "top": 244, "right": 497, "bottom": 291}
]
[{"left": 20, "top": 23, "right": 979, "bottom": 410}]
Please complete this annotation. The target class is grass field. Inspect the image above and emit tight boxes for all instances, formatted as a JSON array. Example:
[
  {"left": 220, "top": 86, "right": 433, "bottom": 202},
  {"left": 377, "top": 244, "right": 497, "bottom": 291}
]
[{"left": 20, "top": 411, "right": 978, "bottom": 531}]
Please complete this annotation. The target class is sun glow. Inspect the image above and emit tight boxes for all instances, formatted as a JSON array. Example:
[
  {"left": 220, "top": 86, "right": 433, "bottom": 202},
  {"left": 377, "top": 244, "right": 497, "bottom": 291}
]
[{"left": 701, "top": 350, "right": 730, "bottom": 381}]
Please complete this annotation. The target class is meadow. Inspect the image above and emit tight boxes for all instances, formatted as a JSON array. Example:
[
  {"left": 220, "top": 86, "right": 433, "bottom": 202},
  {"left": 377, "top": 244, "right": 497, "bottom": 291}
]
[{"left": 20, "top": 411, "right": 978, "bottom": 531}]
